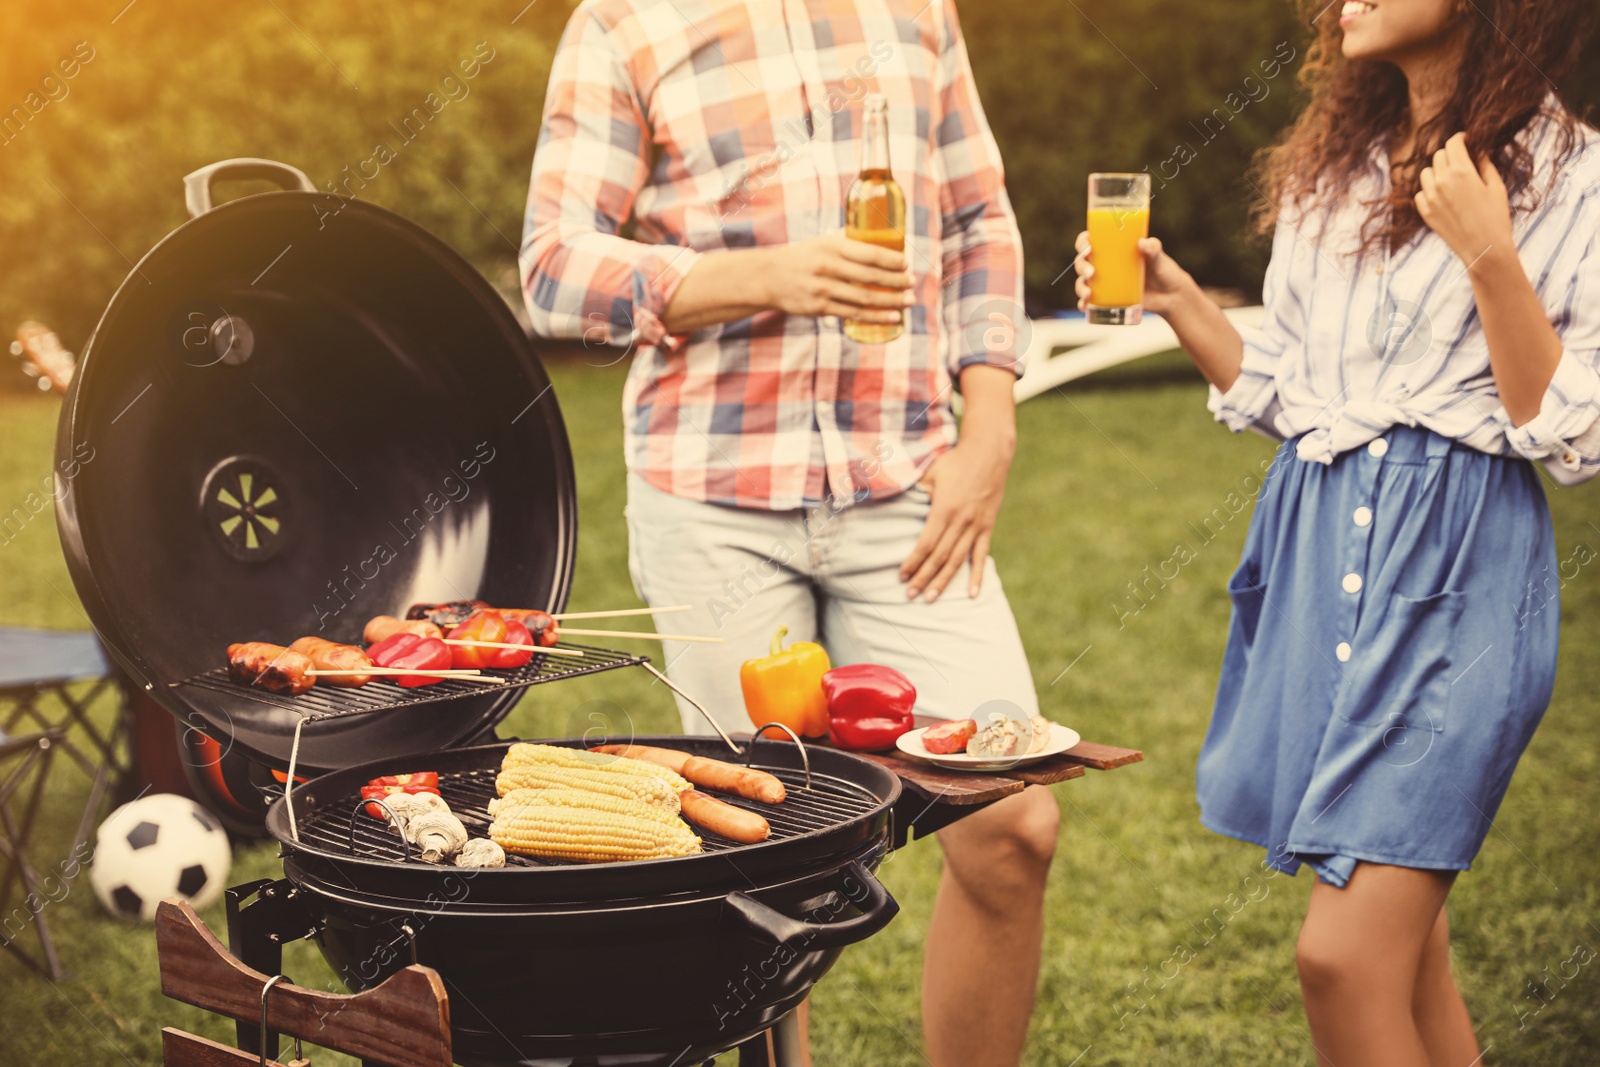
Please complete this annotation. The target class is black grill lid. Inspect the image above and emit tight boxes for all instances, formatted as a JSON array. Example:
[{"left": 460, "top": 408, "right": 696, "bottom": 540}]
[{"left": 55, "top": 159, "right": 578, "bottom": 771}]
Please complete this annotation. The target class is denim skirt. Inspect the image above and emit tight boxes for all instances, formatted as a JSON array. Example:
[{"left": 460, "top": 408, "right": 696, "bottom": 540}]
[{"left": 1196, "top": 425, "right": 1560, "bottom": 886}]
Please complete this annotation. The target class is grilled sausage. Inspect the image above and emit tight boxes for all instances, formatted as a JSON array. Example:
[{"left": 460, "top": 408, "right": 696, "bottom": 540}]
[
  {"left": 226, "top": 642, "right": 314, "bottom": 695},
  {"left": 678, "top": 790, "right": 770, "bottom": 844},
  {"left": 289, "top": 636, "right": 373, "bottom": 687},
  {"left": 363, "top": 615, "right": 443, "bottom": 645},
  {"left": 592, "top": 745, "right": 786, "bottom": 804}
]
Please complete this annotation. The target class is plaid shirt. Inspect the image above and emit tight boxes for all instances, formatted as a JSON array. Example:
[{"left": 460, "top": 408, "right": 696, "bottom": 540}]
[{"left": 521, "top": 0, "right": 1024, "bottom": 510}]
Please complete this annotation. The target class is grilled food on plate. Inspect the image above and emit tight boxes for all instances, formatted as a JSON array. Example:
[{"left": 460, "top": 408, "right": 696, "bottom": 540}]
[
  {"left": 965, "top": 713, "right": 1055, "bottom": 758},
  {"left": 226, "top": 642, "right": 314, "bottom": 695},
  {"left": 922, "top": 718, "right": 977, "bottom": 755}
]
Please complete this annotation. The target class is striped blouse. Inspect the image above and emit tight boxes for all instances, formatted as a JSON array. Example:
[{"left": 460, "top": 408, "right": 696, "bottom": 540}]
[{"left": 1212, "top": 108, "right": 1600, "bottom": 486}]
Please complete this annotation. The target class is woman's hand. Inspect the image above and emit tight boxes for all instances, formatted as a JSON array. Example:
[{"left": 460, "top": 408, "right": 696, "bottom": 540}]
[
  {"left": 759, "top": 231, "right": 914, "bottom": 323},
  {"left": 1073, "top": 234, "right": 1192, "bottom": 316},
  {"left": 1073, "top": 230, "right": 1246, "bottom": 392},
  {"left": 1415, "top": 132, "right": 1515, "bottom": 269}
]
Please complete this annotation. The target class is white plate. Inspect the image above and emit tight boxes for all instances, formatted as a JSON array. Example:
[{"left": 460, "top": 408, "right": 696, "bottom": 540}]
[{"left": 895, "top": 722, "right": 1083, "bottom": 772}]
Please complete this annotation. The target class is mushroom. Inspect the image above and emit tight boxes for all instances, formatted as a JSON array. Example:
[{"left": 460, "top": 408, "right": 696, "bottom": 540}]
[
  {"left": 455, "top": 838, "right": 506, "bottom": 868},
  {"left": 377, "top": 791, "right": 452, "bottom": 839},
  {"left": 406, "top": 810, "right": 469, "bottom": 864}
]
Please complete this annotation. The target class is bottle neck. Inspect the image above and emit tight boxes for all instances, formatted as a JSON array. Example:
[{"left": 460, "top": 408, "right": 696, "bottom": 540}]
[{"left": 860, "top": 105, "right": 890, "bottom": 176}]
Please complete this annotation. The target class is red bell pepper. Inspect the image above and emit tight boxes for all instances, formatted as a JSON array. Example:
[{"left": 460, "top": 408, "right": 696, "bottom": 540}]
[
  {"left": 361, "top": 779, "right": 441, "bottom": 818},
  {"left": 367, "top": 632, "right": 453, "bottom": 687},
  {"left": 489, "top": 618, "right": 535, "bottom": 669},
  {"left": 508, "top": 609, "right": 559, "bottom": 647},
  {"left": 366, "top": 772, "right": 439, "bottom": 790},
  {"left": 822, "top": 663, "right": 917, "bottom": 751},
  {"left": 446, "top": 610, "right": 510, "bottom": 670}
]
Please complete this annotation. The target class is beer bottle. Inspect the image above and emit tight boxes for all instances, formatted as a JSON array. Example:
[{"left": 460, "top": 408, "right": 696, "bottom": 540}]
[{"left": 845, "top": 93, "right": 906, "bottom": 343}]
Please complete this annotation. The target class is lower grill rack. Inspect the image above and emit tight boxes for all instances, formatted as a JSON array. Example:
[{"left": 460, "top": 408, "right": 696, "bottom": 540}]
[{"left": 295, "top": 763, "right": 883, "bottom": 865}]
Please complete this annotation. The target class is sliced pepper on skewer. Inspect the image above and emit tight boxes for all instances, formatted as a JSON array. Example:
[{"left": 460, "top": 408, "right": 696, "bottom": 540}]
[
  {"left": 447, "top": 610, "right": 510, "bottom": 670},
  {"left": 503, "top": 608, "right": 558, "bottom": 647},
  {"left": 406, "top": 600, "right": 489, "bottom": 630},
  {"left": 367, "top": 632, "right": 454, "bottom": 687},
  {"left": 489, "top": 618, "right": 536, "bottom": 669}
]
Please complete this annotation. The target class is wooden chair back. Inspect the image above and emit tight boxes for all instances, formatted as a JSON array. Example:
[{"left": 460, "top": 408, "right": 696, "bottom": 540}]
[{"left": 155, "top": 899, "right": 451, "bottom": 1067}]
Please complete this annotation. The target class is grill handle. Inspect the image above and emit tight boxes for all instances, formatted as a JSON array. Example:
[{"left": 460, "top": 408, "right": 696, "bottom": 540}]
[
  {"left": 722, "top": 860, "right": 898, "bottom": 951},
  {"left": 184, "top": 158, "right": 316, "bottom": 218}
]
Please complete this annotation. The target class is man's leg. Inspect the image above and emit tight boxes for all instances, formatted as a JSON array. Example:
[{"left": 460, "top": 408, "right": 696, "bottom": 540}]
[
  {"left": 818, "top": 488, "right": 1057, "bottom": 1067},
  {"left": 623, "top": 473, "right": 820, "bottom": 736}
]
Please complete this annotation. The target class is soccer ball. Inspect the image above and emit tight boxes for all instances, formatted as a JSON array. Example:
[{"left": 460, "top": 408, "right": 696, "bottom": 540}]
[{"left": 90, "top": 794, "right": 232, "bottom": 922}]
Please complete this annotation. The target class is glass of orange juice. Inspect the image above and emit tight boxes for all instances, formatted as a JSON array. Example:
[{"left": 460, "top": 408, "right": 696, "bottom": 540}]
[{"left": 1086, "top": 173, "right": 1151, "bottom": 325}]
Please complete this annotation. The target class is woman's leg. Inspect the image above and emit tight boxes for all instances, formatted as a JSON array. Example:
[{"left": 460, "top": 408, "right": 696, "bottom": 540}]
[
  {"left": 1413, "top": 908, "right": 1481, "bottom": 1066},
  {"left": 1295, "top": 863, "right": 1457, "bottom": 1067}
]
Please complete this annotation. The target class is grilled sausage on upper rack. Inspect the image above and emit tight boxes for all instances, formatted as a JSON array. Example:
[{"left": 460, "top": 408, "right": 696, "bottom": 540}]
[
  {"left": 226, "top": 642, "right": 314, "bottom": 695},
  {"left": 289, "top": 636, "right": 373, "bottom": 687}
]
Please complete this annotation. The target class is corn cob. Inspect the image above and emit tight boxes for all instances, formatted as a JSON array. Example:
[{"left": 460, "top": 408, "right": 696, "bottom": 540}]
[
  {"left": 501, "top": 743, "right": 692, "bottom": 793},
  {"left": 494, "top": 762, "right": 682, "bottom": 813},
  {"left": 491, "top": 787, "right": 683, "bottom": 827},
  {"left": 489, "top": 792, "right": 702, "bottom": 863}
]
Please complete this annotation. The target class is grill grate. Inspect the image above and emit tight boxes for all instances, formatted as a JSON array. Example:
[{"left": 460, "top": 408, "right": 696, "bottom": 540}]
[
  {"left": 298, "top": 763, "right": 883, "bottom": 866},
  {"left": 173, "top": 643, "right": 647, "bottom": 721}
]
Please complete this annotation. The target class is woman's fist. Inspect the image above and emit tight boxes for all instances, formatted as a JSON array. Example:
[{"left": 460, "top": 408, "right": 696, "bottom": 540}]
[
  {"left": 1073, "top": 233, "right": 1192, "bottom": 317},
  {"left": 1415, "top": 132, "right": 1515, "bottom": 269}
]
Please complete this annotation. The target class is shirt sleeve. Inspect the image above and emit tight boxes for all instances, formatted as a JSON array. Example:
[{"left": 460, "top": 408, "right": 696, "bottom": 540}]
[
  {"left": 931, "top": 0, "right": 1026, "bottom": 385},
  {"left": 1207, "top": 218, "right": 1299, "bottom": 440},
  {"left": 1497, "top": 209, "right": 1600, "bottom": 487},
  {"left": 520, "top": 11, "right": 700, "bottom": 350}
]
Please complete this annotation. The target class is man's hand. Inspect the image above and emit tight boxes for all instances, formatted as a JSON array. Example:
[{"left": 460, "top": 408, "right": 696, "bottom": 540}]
[
  {"left": 899, "top": 365, "right": 1017, "bottom": 602},
  {"left": 1415, "top": 132, "right": 1515, "bottom": 269},
  {"left": 759, "top": 231, "right": 914, "bottom": 323},
  {"left": 661, "top": 231, "right": 915, "bottom": 334}
]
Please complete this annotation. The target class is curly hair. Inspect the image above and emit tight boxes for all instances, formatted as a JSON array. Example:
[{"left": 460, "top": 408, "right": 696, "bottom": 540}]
[{"left": 1253, "top": 0, "right": 1595, "bottom": 251}]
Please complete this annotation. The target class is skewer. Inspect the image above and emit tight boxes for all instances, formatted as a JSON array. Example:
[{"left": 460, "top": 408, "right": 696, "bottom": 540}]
[
  {"left": 549, "top": 605, "right": 692, "bottom": 621},
  {"left": 556, "top": 627, "right": 723, "bottom": 644},
  {"left": 443, "top": 639, "right": 584, "bottom": 658},
  {"left": 307, "top": 668, "right": 507, "bottom": 685}
]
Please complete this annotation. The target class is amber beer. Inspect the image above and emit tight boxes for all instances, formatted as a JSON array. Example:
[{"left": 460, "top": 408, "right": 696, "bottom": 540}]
[{"left": 845, "top": 93, "right": 906, "bottom": 343}]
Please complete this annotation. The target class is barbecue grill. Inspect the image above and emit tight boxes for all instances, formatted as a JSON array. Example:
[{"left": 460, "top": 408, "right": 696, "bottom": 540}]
[{"left": 55, "top": 159, "right": 906, "bottom": 1065}]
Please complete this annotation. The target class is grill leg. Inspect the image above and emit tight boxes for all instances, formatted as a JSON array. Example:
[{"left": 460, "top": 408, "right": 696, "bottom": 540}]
[
  {"left": 767, "top": 1010, "right": 805, "bottom": 1067},
  {"left": 736, "top": 1009, "right": 804, "bottom": 1067}
]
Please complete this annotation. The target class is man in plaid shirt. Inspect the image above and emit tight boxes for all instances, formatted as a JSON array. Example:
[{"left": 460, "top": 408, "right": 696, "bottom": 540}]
[{"left": 523, "top": 2, "right": 1055, "bottom": 1062}]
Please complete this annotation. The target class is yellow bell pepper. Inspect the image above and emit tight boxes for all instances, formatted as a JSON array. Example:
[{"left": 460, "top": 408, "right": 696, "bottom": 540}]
[{"left": 740, "top": 626, "right": 831, "bottom": 738}]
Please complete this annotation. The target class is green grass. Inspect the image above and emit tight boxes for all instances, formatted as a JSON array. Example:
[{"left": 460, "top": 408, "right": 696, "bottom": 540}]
[{"left": 2, "top": 359, "right": 1597, "bottom": 1066}]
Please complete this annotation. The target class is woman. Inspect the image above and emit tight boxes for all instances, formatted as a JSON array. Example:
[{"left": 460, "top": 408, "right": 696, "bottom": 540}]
[{"left": 1075, "top": 1, "right": 1599, "bottom": 1063}]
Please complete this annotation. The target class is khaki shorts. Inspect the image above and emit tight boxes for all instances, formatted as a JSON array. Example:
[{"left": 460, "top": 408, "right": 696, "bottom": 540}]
[{"left": 624, "top": 473, "right": 1040, "bottom": 736}]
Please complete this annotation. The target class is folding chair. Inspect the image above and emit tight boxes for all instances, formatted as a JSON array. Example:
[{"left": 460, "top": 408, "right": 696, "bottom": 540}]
[
  {"left": 0, "top": 729, "right": 67, "bottom": 978},
  {"left": 0, "top": 627, "right": 135, "bottom": 867},
  {"left": 157, "top": 899, "right": 452, "bottom": 1067}
]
